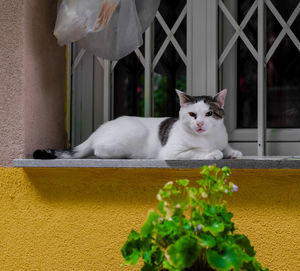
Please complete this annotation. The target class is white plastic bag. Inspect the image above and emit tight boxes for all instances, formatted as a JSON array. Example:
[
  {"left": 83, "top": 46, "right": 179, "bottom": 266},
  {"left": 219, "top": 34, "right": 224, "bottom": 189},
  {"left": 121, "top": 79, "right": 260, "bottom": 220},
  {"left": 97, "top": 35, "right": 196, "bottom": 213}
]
[
  {"left": 54, "top": 0, "right": 120, "bottom": 45},
  {"left": 54, "top": 0, "right": 161, "bottom": 60},
  {"left": 135, "top": 0, "right": 161, "bottom": 32}
]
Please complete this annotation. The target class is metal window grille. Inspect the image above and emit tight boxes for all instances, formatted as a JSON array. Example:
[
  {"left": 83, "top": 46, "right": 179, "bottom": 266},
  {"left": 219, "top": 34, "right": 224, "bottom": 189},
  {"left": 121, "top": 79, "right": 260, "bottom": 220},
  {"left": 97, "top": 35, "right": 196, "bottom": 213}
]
[
  {"left": 218, "top": 0, "right": 300, "bottom": 156},
  {"left": 69, "top": 0, "right": 300, "bottom": 156}
]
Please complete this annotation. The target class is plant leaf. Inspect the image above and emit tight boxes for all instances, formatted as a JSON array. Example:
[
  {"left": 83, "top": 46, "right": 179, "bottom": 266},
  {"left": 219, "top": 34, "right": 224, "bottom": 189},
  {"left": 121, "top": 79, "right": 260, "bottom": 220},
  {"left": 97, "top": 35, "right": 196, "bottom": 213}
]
[
  {"left": 207, "top": 245, "right": 243, "bottom": 271},
  {"left": 242, "top": 260, "right": 269, "bottom": 271},
  {"left": 167, "top": 235, "right": 201, "bottom": 269},
  {"left": 176, "top": 179, "right": 189, "bottom": 186},
  {"left": 121, "top": 239, "right": 141, "bottom": 265},
  {"left": 164, "top": 181, "right": 174, "bottom": 190},
  {"left": 163, "top": 259, "right": 181, "bottom": 271},
  {"left": 158, "top": 201, "right": 166, "bottom": 216},
  {"left": 198, "top": 233, "right": 216, "bottom": 248},
  {"left": 233, "top": 234, "right": 256, "bottom": 257},
  {"left": 207, "top": 222, "right": 225, "bottom": 236},
  {"left": 143, "top": 244, "right": 164, "bottom": 267},
  {"left": 141, "top": 212, "right": 160, "bottom": 237},
  {"left": 141, "top": 263, "right": 157, "bottom": 271},
  {"left": 128, "top": 230, "right": 140, "bottom": 241}
]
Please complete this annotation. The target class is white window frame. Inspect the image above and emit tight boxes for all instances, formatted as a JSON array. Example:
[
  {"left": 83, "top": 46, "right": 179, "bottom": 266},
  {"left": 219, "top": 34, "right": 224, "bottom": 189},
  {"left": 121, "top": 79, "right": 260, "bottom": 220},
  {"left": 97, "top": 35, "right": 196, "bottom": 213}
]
[{"left": 69, "top": 0, "right": 300, "bottom": 156}]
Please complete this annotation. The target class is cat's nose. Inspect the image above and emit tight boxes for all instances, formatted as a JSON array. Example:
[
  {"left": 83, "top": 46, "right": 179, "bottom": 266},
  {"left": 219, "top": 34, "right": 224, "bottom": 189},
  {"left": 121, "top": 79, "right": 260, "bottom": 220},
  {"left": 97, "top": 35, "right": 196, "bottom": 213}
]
[{"left": 197, "top": 121, "right": 204, "bottom": 127}]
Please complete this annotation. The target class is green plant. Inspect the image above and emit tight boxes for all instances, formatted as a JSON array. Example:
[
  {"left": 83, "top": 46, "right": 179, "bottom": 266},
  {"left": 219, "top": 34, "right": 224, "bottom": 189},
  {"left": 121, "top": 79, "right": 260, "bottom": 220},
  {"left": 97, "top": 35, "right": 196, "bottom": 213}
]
[{"left": 121, "top": 165, "right": 269, "bottom": 271}]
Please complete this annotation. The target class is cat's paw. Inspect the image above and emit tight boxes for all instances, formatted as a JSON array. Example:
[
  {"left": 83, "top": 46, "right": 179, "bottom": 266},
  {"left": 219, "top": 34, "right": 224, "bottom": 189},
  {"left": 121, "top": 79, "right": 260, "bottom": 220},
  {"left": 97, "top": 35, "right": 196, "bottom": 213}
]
[
  {"left": 226, "top": 149, "right": 243, "bottom": 159},
  {"left": 204, "top": 150, "right": 223, "bottom": 160}
]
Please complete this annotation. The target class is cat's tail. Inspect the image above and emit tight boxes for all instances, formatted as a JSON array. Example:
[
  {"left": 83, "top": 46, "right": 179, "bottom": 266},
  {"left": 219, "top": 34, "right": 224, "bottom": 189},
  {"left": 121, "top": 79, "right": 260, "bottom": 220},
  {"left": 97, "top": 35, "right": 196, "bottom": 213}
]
[{"left": 33, "top": 135, "right": 94, "bottom": 159}]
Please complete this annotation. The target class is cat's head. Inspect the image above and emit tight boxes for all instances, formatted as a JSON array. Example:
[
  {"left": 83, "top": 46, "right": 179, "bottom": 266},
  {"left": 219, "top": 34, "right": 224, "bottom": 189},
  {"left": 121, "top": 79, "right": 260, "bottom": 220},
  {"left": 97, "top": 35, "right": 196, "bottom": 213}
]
[{"left": 176, "top": 89, "right": 227, "bottom": 135}]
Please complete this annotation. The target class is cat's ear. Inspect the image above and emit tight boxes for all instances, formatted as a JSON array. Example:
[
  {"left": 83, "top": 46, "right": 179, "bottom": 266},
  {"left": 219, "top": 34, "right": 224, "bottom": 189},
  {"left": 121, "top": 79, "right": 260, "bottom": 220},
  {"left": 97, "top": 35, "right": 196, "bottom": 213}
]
[
  {"left": 213, "top": 89, "right": 227, "bottom": 108},
  {"left": 176, "top": 89, "right": 193, "bottom": 107}
]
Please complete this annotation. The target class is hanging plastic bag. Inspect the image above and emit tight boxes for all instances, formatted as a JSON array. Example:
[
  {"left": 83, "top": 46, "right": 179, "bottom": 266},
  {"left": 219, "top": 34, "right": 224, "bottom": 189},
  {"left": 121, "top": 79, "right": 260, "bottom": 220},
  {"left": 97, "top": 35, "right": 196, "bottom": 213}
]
[
  {"left": 78, "top": 0, "right": 143, "bottom": 60},
  {"left": 54, "top": 0, "right": 161, "bottom": 60},
  {"left": 54, "top": 0, "right": 120, "bottom": 45},
  {"left": 135, "top": 0, "right": 161, "bottom": 32}
]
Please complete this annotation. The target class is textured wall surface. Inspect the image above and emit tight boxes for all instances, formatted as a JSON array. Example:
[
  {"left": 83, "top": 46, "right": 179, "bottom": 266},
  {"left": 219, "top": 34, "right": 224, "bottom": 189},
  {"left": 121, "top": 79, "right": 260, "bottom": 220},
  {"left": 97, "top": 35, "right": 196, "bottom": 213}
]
[
  {"left": 24, "top": 0, "right": 66, "bottom": 158},
  {"left": 0, "top": 168, "right": 299, "bottom": 271},
  {"left": 0, "top": 0, "right": 66, "bottom": 166},
  {"left": 0, "top": 0, "right": 26, "bottom": 166}
]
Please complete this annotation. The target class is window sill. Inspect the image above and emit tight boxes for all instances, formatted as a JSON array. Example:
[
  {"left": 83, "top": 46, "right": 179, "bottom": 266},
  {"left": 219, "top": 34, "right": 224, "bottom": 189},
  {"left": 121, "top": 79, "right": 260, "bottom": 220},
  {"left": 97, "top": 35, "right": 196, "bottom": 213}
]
[{"left": 13, "top": 157, "right": 300, "bottom": 169}]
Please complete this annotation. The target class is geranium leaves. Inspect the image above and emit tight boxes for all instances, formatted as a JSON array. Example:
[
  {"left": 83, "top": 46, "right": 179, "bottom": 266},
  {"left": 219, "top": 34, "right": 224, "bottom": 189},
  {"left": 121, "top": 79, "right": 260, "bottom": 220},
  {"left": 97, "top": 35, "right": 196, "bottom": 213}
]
[
  {"left": 128, "top": 230, "right": 140, "bottom": 240},
  {"left": 121, "top": 165, "right": 268, "bottom": 271},
  {"left": 167, "top": 235, "right": 201, "bottom": 269},
  {"left": 176, "top": 179, "right": 189, "bottom": 187},
  {"left": 207, "top": 221, "right": 225, "bottom": 236},
  {"left": 198, "top": 233, "right": 216, "bottom": 248},
  {"left": 207, "top": 245, "right": 244, "bottom": 271},
  {"left": 207, "top": 243, "right": 260, "bottom": 271},
  {"left": 141, "top": 211, "right": 160, "bottom": 237},
  {"left": 121, "top": 236, "right": 141, "bottom": 265},
  {"left": 233, "top": 234, "right": 256, "bottom": 257}
]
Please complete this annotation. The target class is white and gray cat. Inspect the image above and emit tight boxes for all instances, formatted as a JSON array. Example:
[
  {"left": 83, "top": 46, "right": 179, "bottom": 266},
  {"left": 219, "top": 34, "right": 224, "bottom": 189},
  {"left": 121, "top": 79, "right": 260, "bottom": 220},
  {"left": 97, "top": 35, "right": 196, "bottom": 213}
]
[{"left": 33, "top": 89, "right": 242, "bottom": 160}]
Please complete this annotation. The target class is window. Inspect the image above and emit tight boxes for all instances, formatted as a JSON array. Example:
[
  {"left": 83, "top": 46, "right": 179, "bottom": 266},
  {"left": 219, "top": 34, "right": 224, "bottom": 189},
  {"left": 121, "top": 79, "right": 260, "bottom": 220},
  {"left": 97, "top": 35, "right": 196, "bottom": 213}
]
[
  {"left": 69, "top": 0, "right": 300, "bottom": 156},
  {"left": 219, "top": 0, "right": 300, "bottom": 155}
]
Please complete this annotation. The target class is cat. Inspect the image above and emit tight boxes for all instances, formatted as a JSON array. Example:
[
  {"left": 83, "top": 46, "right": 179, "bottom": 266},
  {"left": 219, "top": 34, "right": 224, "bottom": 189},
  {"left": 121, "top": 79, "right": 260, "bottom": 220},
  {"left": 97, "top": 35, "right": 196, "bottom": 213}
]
[{"left": 33, "top": 89, "right": 242, "bottom": 160}]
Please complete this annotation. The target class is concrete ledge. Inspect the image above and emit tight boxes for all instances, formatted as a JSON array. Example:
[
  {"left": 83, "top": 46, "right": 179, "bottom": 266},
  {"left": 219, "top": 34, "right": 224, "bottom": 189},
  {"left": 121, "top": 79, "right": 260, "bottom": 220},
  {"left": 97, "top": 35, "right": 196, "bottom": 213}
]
[{"left": 13, "top": 157, "right": 300, "bottom": 169}]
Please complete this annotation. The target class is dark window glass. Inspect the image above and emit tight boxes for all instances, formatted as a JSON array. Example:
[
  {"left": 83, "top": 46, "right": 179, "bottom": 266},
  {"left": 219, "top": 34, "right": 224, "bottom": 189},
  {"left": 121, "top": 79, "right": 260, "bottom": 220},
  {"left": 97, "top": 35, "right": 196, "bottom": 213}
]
[
  {"left": 237, "top": 0, "right": 300, "bottom": 128},
  {"left": 267, "top": 0, "right": 300, "bottom": 128},
  {"left": 237, "top": 0, "right": 258, "bottom": 128},
  {"left": 113, "top": 49, "right": 145, "bottom": 118}
]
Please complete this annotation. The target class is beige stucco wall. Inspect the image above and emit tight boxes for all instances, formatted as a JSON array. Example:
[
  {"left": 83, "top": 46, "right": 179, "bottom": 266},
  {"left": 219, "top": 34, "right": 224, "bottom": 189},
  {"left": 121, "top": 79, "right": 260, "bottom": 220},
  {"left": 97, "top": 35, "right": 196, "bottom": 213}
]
[
  {"left": 0, "top": 0, "right": 26, "bottom": 166},
  {"left": 0, "top": 0, "right": 66, "bottom": 166}
]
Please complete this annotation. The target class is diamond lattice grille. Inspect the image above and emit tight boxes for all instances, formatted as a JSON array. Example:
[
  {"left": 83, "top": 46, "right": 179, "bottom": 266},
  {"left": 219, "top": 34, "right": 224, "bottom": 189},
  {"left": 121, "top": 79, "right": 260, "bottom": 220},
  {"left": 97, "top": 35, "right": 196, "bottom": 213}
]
[
  {"left": 153, "top": 5, "right": 187, "bottom": 69},
  {"left": 218, "top": 0, "right": 300, "bottom": 67},
  {"left": 265, "top": 0, "right": 300, "bottom": 62},
  {"left": 218, "top": 0, "right": 258, "bottom": 67}
]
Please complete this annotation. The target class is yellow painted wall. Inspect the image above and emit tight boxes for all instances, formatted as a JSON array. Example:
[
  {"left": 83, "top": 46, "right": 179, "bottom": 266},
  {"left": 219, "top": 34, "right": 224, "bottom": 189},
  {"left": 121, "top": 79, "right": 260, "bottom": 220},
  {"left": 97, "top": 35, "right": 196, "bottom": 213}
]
[{"left": 0, "top": 168, "right": 299, "bottom": 271}]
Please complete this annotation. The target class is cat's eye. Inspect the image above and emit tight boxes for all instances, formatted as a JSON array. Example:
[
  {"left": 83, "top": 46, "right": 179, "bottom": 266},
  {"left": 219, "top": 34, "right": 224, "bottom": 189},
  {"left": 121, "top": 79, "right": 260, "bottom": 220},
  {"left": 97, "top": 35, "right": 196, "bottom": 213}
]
[
  {"left": 188, "top": 112, "right": 197, "bottom": 119},
  {"left": 206, "top": 111, "right": 213, "bottom": 117}
]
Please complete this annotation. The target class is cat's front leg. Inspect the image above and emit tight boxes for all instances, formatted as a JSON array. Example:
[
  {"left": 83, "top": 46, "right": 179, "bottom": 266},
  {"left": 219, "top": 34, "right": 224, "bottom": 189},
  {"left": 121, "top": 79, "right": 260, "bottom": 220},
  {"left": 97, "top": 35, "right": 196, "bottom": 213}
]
[
  {"left": 200, "top": 150, "right": 223, "bottom": 160},
  {"left": 170, "top": 149, "right": 223, "bottom": 160},
  {"left": 223, "top": 145, "right": 243, "bottom": 159}
]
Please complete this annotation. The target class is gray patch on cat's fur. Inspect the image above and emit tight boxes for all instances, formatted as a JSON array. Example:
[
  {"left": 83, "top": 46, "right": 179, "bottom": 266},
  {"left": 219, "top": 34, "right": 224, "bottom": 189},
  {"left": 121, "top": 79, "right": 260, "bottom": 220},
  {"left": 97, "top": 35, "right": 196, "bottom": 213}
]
[
  {"left": 159, "top": 118, "right": 178, "bottom": 146},
  {"left": 182, "top": 93, "right": 214, "bottom": 104},
  {"left": 183, "top": 94, "right": 224, "bottom": 119},
  {"left": 208, "top": 102, "right": 224, "bottom": 119}
]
